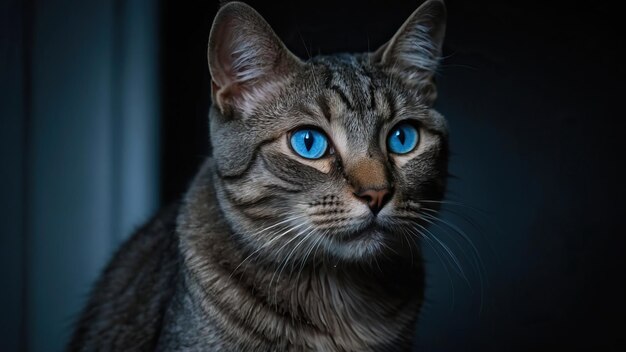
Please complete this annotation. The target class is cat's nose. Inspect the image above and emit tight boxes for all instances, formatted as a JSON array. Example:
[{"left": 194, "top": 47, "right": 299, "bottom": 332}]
[{"left": 355, "top": 187, "right": 393, "bottom": 215}]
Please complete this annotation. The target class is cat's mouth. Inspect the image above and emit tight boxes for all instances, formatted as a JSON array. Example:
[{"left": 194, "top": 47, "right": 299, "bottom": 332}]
[{"left": 359, "top": 223, "right": 385, "bottom": 237}]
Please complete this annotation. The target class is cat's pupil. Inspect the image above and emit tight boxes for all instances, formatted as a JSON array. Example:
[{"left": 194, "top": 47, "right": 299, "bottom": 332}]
[
  {"left": 304, "top": 131, "right": 314, "bottom": 151},
  {"left": 396, "top": 129, "right": 406, "bottom": 145}
]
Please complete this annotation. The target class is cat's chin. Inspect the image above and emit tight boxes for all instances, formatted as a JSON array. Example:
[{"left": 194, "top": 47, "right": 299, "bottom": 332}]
[
  {"left": 321, "top": 220, "right": 391, "bottom": 257},
  {"left": 341, "top": 222, "right": 384, "bottom": 241},
  {"left": 337, "top": 213, "right": 403, "bottom": 239},
  {"left": 321, "top": 213, "right": 424, "bottom": 262},
  {"left": 323, "top": 228, "right": 392, "bottom": 263}
]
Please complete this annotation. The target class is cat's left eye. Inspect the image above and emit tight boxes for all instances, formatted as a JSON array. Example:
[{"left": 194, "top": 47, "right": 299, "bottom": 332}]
[
  {"left": 387, "top": 122, "right": 420, "bottom": 155},
  {"left": 290, "top": 128, "right": 329, "bottom": 159}
]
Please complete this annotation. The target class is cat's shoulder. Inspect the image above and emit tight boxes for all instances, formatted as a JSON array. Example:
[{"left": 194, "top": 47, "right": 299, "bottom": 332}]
[{"left": 67, "top": 204, "right": 181, "bottom": 351}]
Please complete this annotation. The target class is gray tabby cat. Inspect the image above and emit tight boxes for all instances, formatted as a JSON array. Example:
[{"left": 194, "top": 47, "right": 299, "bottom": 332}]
[{"left": 69, "top": 0, "right": 449, "bottom": 350}]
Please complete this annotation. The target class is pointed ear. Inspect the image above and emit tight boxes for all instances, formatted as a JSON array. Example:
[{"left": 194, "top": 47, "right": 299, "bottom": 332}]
[
  {"left": 208, "top": 2, "right": 301, "bottom": 115},
  {"left": 372, "top": 0, "right": 446, "bottom": 104}
]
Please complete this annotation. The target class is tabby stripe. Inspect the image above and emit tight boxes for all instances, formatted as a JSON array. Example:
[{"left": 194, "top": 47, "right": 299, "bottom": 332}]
[
  {"left": 317, "top": 94, "right": 332, "bottom": 122},
  {"left": 368, "top": 82, "right": 377, "bottom": 110},
  {"left": 215, "top": 137, "right": 279, "bottom": 181},
  {"left": 183, "top": 269, "right": 277, "bottom": 346},
  {"left": 198, "top": 268, "right": 319, "bottom": 346},
  {"left": 322, "top": 62, "right": 355, "bottom": 111},
  {"left": 260, "top": 154, "right": 306, "bottom": 187},
  {"left": 204, "top": 291, "right": 276, "bottom": 346},
  {"left": 263, "top": 184, "right": 302, "bottom": 194},
  {"left": 215, "top": 167, "right": 242, "bottom": 181},
  {"left": 330, "top": 85, "right": 354, "bottom": 111},
  {"left": 295, "top": 103, "right": 316, "bottom": 120},
  {"left": 241, "top": 207, "right": 280, "bottom": 221},
  {"left": 361, "top": 66, "right": 378, "bottom": 110},
  {"left": 384, "top": 90, "right": 397, "bottom": 121},
  {"left": 222, "top": 188, "right": 277, "bottom": 208}
]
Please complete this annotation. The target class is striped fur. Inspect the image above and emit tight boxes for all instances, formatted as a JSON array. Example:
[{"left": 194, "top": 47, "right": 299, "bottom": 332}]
[{"left": 69, "top": 1, "right": 449, "bottom": 351}]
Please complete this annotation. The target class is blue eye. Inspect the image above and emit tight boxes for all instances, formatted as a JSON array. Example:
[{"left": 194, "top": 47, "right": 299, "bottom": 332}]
[
  {"left": 290, "top": 128, "right": 329, "bottom": 159},
  {"left": 387, "top": 123, "right": 419, "bottom": 154}
]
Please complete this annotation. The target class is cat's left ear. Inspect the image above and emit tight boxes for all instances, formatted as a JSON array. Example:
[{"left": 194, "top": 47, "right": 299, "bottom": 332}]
[
  {"left": 372, "top": 0, "right": 446, "bottom": 105},
  {"left": 208, "top": 2, "right": 302, "bottom": 116}
]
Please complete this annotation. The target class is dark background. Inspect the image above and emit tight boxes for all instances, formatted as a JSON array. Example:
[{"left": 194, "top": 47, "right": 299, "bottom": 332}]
[{"left": 2, "top": 0, "right": 624, "bottom": 351}]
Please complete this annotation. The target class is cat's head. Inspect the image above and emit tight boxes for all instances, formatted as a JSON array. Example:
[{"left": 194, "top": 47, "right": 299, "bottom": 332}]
[{"left": 207, "top": 1, "right": 448, "bottom": 265}]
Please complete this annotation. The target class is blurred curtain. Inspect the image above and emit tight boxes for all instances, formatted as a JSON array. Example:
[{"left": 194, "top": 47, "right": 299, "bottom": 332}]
[{"left": 0, "top": 0, "right": 160, "bottom": 350}]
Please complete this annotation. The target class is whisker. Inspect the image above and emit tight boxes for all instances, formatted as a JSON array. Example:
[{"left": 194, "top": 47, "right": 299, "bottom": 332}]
[
  {"left": 414, "top": 222, "right": 470, "bottom": 286},
  {"left": 405, "top": 227, "right": 456, "bottom": 311},
  {"left": 419, "top": 210, "right": 488, "bottom": 314},
  {"left": 399, "top": 227, "right": 415, "bottom": 267},
  {"left": 228, "top": 216, "right": 308, "bottom": 280},
  {"left": 418, "top": 214, "right": 477, "bottom": 279},
  {"left": 419, "top": 199, "right": 488, "bottom": 216},
  {"left": 418, "top": 215, "right": 478, "bottom": 297},
  {"left": 267, "top": 225, "right": 314, "bottom": 306},
  {"left": 422, "top": 205, "right": 500, "bottom": 269},
  {"left": 312, "top": 229, "right": 326, "bottom": 278},
  {"left": 295, "top": 228, "right": 326, "bottom": 286},
  {"left": 420, "top": 211, "right": 487, "bottom": 280},
  {"left": 273, "top": 228, "right": 317, "bottom": 307}
]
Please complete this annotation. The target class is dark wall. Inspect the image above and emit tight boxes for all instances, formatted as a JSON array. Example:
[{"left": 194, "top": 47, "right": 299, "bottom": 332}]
[
  {"left": 159, "top": 0, "right": 625, "bottom": 351},
  {"left": 1, "top": 0, "right": 159, "bottom": 350}
]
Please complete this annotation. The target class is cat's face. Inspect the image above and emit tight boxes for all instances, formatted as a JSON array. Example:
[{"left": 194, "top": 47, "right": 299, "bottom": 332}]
[{"left": 208, "top": 1, "right": 447, "bottom": 264}]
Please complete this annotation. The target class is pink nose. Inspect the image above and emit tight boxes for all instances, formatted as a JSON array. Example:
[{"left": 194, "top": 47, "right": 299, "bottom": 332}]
[{"left": 355, "top": 188, "right": 392, "bottom": 215}]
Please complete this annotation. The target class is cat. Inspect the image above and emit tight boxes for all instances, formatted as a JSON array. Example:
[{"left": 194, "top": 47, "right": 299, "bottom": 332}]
[{"left": 68, "top": 0, "right": 449, "bottom": 350}]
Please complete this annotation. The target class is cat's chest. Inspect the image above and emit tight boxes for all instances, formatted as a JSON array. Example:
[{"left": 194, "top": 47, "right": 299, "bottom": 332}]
[
  {"left": 277, "top": 269, "right": 421, "bottom": 350},
  {"left": 188, "top": 259, "right": 420, "bottom": 351}
]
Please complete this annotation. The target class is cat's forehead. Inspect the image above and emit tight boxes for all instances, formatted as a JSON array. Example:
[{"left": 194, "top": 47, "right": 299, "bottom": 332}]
[
  {"left": 285, "top": 54, "right": 440, "bottom": 133},
  {"left": 303, "top": 54, "right": 432, "bottom": 117}
]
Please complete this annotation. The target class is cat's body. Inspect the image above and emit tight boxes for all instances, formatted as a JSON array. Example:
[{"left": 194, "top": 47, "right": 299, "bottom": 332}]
[
  {"left": 166, "top": 160, "right": 422, "bottom": 351},
  {"left": 69, "top": 1, "right": 449, "bottom": 350}
]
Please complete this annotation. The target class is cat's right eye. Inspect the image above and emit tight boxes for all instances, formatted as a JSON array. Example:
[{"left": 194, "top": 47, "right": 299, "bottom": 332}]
[{"left": 289, "top": 128, "right": 329, "bottom": 159}]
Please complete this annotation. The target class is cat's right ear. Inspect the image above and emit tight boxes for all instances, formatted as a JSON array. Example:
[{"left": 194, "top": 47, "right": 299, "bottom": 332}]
[{"left": 208, "top": 2, "right": 301, "bottom": 116}]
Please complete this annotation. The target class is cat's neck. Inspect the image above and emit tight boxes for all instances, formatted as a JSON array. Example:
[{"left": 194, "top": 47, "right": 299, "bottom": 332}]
[{"left": 171, "top": 159, "right": 423, "bottom": 350}]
